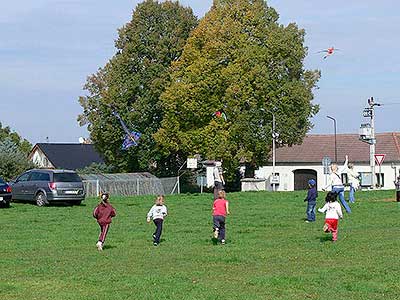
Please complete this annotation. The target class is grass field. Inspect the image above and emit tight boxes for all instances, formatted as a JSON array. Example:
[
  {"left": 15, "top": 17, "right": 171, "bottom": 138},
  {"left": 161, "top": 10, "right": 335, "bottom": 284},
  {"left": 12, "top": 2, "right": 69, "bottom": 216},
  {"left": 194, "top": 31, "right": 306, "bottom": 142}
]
[{"left": 1, "top": 189, "right": 399, "bottom": 300}]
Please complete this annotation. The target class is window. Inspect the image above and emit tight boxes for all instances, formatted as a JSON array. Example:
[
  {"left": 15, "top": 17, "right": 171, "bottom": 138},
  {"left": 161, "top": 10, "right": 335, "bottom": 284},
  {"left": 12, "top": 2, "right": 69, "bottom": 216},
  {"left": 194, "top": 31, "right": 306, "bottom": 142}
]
[
  {"left": 17, "top": 172, "right": 31, "bottom": 182},
  {"left": 341, "top": 173, "right": 349, "bottom": 185},
  {"left": 53, "top": 172, "right": 81, "bottom": 182},
  {"left": 29, "top": 172, "right": 41, "bottom": 181},
  {"left": 30, "top": 172, "right": 50, "bottom": 181},
  {"left": 376, "top": 173, "right": 384, "bottom": 187}
]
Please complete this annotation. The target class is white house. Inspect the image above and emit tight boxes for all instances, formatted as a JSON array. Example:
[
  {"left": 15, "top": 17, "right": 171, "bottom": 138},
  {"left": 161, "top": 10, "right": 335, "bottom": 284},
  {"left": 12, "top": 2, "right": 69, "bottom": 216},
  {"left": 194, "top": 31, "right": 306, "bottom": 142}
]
[
  {"left": 242, "top": 132, "right": 400, "bottom": 191},
  {"left": 29, "top": 143, "right": 104, "bottom": 170}
]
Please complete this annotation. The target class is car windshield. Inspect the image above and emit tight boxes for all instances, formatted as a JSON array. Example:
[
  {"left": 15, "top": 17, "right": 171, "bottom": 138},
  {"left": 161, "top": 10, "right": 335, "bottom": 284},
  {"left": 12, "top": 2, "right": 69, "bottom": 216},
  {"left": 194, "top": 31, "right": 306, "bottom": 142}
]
[{"left": 54, "top": 173, "right": 82, "bottom": 182}]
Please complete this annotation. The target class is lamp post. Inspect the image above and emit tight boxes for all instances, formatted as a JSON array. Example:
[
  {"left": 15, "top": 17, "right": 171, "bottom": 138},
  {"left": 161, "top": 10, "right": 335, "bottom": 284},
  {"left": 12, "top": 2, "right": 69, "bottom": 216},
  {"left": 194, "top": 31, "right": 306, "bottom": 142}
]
[
  {"left": 327, "top": 115, "right": 337, "bottom": 163},
  {"left": 261, "top": 108, "right": 278, "bottom": 191}
]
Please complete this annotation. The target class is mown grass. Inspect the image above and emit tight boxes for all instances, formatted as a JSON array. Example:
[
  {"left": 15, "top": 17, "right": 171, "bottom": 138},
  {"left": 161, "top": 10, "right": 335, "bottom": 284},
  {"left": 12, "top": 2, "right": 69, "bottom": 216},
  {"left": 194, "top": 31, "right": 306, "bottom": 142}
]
[{"left": 1, "top": 189, "right": 399, "bottom": 300}]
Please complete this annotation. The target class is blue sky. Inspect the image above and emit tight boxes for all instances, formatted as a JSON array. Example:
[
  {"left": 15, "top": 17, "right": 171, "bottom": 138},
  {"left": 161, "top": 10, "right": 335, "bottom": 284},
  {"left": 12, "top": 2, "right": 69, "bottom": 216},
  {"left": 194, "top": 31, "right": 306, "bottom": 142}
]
[{"left": 1, "top": 0, "right": 399, "bottom": 144}]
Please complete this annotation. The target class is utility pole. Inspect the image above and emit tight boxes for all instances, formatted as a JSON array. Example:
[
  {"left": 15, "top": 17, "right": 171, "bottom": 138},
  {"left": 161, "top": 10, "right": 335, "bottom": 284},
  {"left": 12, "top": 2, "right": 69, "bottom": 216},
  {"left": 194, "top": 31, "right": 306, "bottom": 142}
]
[
  {"left": 272, "top": 112, "right": 276, "bottom": 191},
  {"left": 359, "top": 97, "right": 381, "bottom": 189},
  {"left": 327, "top": 116, "right": 337, "bottom": 163}
]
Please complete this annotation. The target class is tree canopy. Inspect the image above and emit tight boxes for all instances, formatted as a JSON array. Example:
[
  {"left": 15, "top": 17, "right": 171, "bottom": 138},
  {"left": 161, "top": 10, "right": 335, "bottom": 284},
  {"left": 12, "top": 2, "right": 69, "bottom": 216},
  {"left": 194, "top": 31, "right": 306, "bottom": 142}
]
[
  {"left": 78, "top": 0, "right": 198, "bottom": 175},
  {"left": 154, "top": 0, "right": 320, "bottom": 178},
  {"left": 0, "top": 122, "right": 31, "bottom": 154}
]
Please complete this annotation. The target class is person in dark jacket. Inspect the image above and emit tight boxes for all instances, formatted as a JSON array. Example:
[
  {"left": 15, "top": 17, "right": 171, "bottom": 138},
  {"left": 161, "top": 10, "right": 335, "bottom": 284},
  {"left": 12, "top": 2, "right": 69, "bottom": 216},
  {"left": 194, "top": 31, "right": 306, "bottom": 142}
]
[
  {"left": 93, "top": 192, "right": 116, "bottom": 251},
  {"left": 304, "top": 179, "right": 318, "bottom": 222}
]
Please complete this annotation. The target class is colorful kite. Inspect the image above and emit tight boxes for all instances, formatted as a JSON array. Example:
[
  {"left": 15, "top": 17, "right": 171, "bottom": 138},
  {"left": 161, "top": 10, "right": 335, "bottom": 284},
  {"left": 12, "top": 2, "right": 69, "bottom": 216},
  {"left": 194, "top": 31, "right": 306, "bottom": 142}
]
[
  {"left": 318, "top": 47, "right": 340, "bottom": 59},
  {"left": 112, "top": 111, "right": 141, "bottom": 150},
  {"left": 213, "top": 110, "right": 227, "bottom": 121}
]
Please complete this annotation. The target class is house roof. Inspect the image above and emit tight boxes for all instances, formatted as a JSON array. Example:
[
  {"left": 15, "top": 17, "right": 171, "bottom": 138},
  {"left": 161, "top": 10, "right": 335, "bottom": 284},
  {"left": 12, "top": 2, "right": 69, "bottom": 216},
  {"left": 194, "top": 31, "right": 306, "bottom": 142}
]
[
  {"left": 30, "top": 143, "right": 104, "bottom": 170},
  {"left": 274, "top": 132, "right": 400, "bottom": 164}
]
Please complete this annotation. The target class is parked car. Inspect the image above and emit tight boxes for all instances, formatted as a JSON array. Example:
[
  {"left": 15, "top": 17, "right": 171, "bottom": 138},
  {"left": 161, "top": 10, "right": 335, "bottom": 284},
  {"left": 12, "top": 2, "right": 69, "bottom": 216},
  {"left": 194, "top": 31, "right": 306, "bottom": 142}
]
[
  {"left": 11, "top": 169, "right": 85, "bottom": 206},
  {"left": 0, "top": 177, "right": 12, "bottom": 208}
]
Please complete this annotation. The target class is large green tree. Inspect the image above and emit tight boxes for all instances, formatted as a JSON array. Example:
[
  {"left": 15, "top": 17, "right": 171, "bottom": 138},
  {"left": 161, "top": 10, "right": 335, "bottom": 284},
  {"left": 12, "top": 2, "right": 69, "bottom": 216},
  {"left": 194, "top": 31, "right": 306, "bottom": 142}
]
[
  {"left": 78, "top": 0, "right": 198, "bottom": 175},
  {"left": 155, "top": 0, "right": 320, "bottom": 179}
]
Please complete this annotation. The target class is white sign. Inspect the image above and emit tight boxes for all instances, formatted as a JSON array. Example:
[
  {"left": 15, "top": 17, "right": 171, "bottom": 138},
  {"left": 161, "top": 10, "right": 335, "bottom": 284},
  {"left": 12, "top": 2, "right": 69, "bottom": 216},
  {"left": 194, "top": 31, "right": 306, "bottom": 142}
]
[
  {"left": 374, "top": 154, "right": 386, "bottom": 166},
  {"left": 187, "top": 158, "right": 198, "bottom": 169}
]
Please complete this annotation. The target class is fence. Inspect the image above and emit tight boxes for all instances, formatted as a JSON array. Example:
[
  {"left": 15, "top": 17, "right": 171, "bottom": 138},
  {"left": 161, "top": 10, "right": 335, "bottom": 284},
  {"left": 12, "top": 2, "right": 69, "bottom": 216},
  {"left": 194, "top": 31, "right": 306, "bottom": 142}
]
[{"left": 82, "top": 176, "right": 178, "bottom": 197}]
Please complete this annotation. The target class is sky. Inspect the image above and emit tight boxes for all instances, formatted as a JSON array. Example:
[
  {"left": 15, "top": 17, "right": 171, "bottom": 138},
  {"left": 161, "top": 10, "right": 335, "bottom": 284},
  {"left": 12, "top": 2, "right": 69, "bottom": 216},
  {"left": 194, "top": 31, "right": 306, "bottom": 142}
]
[{"left": 1, "top": 0, "right": 399, "bottom": 144}]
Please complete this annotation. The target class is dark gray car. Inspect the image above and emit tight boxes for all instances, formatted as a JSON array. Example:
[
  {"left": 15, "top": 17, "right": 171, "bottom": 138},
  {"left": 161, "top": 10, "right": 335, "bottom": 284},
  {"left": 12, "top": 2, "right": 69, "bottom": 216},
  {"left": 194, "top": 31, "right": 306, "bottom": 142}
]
[{"left": 11, "top": 169, "right": 85, "bottom": 206}]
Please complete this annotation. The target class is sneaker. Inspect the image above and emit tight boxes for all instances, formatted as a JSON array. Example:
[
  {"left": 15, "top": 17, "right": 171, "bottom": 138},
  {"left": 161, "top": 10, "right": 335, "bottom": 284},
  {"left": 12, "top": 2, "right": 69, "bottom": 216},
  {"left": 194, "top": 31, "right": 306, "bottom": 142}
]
[
  {"left": 153, "top": 242, "right": 158, "bottom": 246},
  {"left": 96, "top": 241, "right": 103, "bottom": 251},
  {"left": 221, "top": 239, "right": 226, "bottom": 245},
  {"left": 305, "top": 220, "right": 310, "bottom": 223},
  {"left": 213, "top": 228, "right": 219, "bottom": 239},
  {"left": 152, "top": 234, "right": 156, "bottom": 240}
]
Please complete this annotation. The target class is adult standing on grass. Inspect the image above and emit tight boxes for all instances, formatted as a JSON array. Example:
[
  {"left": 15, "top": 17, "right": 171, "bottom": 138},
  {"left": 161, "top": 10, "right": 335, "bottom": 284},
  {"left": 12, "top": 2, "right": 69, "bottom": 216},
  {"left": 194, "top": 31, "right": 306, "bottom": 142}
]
[
  {"left": 322, "top": 156, "right": 351, "bottom": 213},
  {"left": 213, "top": 161, "right": 225, "bottom": 199},
  {"left": 394, "top": 175, "right": 400, "bottom": 202},
  {"left": 93, "top": 192, "right": 116, "bottom": 251},
  {"left": 212, "top": 190, "right": 230, "bottom": 245},
  {"left": 345, "top": 162, "right": 360, "bottom": 203}
]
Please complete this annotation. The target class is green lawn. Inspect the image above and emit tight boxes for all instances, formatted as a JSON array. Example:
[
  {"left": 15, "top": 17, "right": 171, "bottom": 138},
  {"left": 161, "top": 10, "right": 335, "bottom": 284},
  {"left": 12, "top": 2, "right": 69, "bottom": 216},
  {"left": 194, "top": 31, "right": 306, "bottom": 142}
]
[{"left": 1, "top": 190, "right": 399, "bottom": 300}]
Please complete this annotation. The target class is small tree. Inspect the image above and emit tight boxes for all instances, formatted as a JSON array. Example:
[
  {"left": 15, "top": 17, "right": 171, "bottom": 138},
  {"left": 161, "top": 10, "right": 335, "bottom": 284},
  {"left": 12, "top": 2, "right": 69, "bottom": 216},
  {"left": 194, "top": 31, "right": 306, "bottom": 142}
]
[
  {"left": 0, "top": 138, "right": 35, "bottom": 181},
  {"left": 0, "top": 122, "right": 31, "bottom": 154}
]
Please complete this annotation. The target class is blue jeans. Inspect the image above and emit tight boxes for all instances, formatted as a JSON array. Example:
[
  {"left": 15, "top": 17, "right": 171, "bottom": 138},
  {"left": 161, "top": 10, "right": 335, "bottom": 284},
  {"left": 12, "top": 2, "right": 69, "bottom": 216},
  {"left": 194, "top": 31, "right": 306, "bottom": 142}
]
[
  {"left": 306, "top": 202, "right": 316, "bottom": 221},
  {"left": 349, "top": 184, "right": 356, "bottom": 203},
  {"left": 153, "top": 219, "right": 164, "bottom": 244},
  {"left": 332, "top": 186, "right": 351, "bottom": 213}
]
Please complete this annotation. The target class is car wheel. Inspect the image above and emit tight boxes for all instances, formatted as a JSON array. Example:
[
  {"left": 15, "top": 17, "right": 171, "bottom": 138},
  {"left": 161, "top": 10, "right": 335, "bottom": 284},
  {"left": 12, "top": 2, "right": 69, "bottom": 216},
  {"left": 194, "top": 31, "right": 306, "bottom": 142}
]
[
  {"left": 35, "top": 192, "right": 48, "bottom": 207},
  {"left": 5, "top": 201, "right": 10, "bottom": 208}
]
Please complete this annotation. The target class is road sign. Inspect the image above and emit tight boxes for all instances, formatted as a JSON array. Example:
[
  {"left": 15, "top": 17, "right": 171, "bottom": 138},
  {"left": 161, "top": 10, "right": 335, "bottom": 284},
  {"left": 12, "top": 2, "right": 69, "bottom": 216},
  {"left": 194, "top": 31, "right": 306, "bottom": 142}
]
[
  {"left": 374, "top": 154, "right": 386, "bottom": 166},
  {"left": 322, "top": 156, "right": 332, "bottom": 167}
]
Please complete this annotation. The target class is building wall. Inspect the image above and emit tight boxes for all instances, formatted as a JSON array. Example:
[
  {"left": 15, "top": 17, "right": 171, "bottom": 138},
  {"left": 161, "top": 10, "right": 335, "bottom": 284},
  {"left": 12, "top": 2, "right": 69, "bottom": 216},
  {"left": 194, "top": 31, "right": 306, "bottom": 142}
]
[
  {"left": 254, "top": 163, "right": 399, "bottom": 191},
  {"left": 31, "top": 149, "right": 54, "bottom": 168}
]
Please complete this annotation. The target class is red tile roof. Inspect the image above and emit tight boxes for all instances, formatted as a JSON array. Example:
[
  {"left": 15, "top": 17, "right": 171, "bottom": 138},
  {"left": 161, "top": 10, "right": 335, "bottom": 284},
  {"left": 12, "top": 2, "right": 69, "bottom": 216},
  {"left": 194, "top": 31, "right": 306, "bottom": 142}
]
[{"left": 274, "top": 132, "right": 400, "bottom": 163}]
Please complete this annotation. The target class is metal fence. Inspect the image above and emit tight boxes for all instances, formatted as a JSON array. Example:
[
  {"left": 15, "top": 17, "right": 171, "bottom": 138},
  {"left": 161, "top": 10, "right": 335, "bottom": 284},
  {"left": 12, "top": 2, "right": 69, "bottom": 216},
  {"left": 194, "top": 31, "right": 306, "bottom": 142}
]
[{"left": 83, "top": 176, "right": 178, "bottom": 197}]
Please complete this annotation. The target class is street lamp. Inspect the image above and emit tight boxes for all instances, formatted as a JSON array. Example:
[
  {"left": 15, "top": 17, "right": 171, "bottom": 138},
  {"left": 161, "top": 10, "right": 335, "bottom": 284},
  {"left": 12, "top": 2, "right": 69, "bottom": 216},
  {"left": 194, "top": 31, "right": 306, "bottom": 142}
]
[
  {"left": 326, "top": 115, "right": 337, "bottom": 163},
  {"left": 261, "top": 108, "right": 278, "bottom": 191}
]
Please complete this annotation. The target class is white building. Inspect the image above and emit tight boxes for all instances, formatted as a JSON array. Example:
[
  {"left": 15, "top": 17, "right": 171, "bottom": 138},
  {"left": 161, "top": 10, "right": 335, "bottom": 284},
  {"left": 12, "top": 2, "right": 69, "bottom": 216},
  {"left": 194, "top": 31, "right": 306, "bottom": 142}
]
[{"left": 242, "top": 132, "right": 400, "bottom": 191}]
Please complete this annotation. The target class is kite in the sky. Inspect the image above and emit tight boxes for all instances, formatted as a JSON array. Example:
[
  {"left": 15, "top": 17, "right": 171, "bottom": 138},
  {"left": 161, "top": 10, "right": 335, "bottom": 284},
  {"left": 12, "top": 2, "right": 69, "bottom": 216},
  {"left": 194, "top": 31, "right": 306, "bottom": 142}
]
[
  {"left": 318, "top": 47, "right": 340, "bottom": 59},
  {"left": 112, "top": 111, "right": 141, "bottom": 150}
]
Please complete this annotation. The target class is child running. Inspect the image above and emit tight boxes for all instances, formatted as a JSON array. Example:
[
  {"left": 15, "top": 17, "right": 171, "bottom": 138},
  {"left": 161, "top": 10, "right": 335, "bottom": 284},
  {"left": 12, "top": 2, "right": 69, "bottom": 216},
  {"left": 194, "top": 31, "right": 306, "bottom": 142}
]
[
  {"left": 318, "top": 191, "right": 343, "bottom": 242},
  {"left": 147, "top": 195, "right": 168, "bottom": 246},
  {"left": 304, "top": 179, "right": 318, "bottom": 222},
  {"left": 93, "top": 192, "right": 116, "bottom": 251},
  {"left": 212, "top": 190, "right": 230, "bottom": 245}
]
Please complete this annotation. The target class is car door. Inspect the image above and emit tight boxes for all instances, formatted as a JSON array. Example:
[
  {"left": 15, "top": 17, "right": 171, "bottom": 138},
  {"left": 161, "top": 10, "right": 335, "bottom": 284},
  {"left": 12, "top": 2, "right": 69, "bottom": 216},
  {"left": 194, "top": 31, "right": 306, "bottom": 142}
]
[
  {"left": 12, "top": 172, "right": 31, "bottom": 200},
  {"left": 25, "top": 171, "right": 41, "bottom": 200}
]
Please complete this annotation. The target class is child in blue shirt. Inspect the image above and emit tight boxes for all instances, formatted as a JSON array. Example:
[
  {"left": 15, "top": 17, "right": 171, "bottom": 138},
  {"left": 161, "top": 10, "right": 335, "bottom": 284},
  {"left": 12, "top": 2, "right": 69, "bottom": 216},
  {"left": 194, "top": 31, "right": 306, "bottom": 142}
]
[{"left": 304, "top": 179, "right": 318, "bottom": 222}]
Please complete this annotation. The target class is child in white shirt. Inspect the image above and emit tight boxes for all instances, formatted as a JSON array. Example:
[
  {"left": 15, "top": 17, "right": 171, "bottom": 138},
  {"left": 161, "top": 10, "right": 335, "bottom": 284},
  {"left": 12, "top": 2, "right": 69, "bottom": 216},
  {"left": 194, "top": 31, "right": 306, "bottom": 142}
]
[
  {"left": 318, "top": 191, "right": 343, "bottom": 242},
  {"left": 147, "top": 195, "right": 168, "bottom": 246}
]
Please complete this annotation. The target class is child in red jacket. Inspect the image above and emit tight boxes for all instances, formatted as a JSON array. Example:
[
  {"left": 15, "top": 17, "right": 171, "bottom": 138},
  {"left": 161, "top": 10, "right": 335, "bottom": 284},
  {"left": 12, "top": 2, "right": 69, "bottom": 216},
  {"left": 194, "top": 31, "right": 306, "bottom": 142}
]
[{"left": 93, "top": 193, "right": 116, "bottom": 251}]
